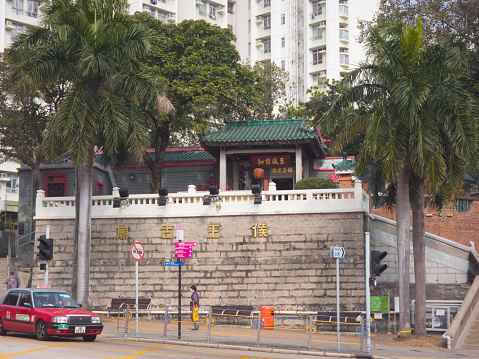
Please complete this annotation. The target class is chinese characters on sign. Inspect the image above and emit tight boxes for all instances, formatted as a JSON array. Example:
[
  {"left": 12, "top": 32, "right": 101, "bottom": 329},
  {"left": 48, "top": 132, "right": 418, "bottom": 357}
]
[
  {"left": 251, "top": 222, "right": 268, "bottom": 237},
  {"left": 271, "top": 167, "right": 293, "bottom": 174},
  {"left": 116, "top": 226, "right": 130, "bottom": 240},
  {"left": 250, "top": 155, "right": 291, "bottom": 168}
]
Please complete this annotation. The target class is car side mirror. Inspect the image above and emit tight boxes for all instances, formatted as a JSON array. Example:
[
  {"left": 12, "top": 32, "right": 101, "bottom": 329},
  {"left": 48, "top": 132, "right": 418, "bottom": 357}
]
[
  {"left": 24, "top": 302, "right": 32, "bottom": 308},
  {"left": 79, "top": 304, "right": 82, "bottom": 308}
]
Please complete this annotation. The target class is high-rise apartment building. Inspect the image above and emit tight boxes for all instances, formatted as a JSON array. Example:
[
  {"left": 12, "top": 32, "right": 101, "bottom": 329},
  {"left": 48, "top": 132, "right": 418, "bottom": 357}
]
[{"left": 1, "top": 0, "right": 378, "bottom": 103}]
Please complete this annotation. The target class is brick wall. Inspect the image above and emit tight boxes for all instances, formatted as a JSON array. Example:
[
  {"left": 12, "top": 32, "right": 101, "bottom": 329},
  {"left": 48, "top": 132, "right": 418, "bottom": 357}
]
[
  {"left": 372, "top": 202, "right": 479, "bottom": 248},
  {"left": 33, "top": 212, "right": 366, "bottom": 311}
]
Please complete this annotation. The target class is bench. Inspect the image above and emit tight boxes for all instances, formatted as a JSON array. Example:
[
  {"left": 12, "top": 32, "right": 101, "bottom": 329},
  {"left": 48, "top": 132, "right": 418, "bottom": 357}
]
[
  {"left": 209, "top": 305, "right": 254, "bottom": 327},
  {"left": 106, "top": 298, "right": 152, "bottom": 318}
]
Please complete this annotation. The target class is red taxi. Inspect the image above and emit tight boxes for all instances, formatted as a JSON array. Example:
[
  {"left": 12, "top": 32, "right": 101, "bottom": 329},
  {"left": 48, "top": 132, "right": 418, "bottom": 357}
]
[{"left": 0, "top": 289, "right": 103, "bottom": 341}]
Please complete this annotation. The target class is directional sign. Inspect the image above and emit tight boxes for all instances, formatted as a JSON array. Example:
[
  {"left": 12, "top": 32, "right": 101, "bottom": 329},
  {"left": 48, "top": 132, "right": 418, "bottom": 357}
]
[
  {"left": 131, "top": 242, "right": 145, "bottom": 261},
  {"left": 331, "top": 246, "right": 346, "bottom": 259},
  {"left": 175, "top": 242, "right": 197, "bottom": 247},
  {"left": 165, "top": 261, "right": 184, "bottom": 266},
  {"left": 175, "top": 248, "right": 193, "bottom": 258}
]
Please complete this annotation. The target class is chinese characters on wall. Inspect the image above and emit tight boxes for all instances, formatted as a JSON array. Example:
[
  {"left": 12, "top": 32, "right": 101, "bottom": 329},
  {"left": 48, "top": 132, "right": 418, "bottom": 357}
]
[{"left": 117, "top": 223, "right": 270, "bottom": 240}]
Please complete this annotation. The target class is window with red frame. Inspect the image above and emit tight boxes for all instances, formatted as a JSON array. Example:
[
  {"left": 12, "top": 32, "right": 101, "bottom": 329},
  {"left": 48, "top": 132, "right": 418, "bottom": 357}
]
[
  {"left": 44, "top": 173, "right": 67, "bottom": 197},
  {"left": 95, "top": 181, "right": 104, "bottom": 196}
]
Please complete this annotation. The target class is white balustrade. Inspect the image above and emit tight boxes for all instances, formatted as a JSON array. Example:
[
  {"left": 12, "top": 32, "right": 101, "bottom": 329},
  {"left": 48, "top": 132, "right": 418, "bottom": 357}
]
[{"left": 34, "top": 181, "right": 369, "bottom": 220}]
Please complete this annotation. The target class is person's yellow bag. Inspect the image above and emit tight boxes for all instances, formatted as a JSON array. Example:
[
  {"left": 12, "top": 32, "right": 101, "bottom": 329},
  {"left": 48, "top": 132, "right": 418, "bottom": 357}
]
[{"left": 192, "top": 305, "right": 199, "bottom": 322}]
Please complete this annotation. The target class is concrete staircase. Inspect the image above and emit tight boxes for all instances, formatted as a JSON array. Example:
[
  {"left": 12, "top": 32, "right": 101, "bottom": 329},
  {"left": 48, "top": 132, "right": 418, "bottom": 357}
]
[{"left": 462, "top": 315, "right": 479, "bottom": 350}]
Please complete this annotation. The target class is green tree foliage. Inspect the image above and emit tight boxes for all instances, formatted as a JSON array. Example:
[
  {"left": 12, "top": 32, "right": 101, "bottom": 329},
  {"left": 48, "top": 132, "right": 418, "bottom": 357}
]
[
  {"left": 293, "top": 177, "right": 337, "bottom": 190},
  {"left": 6, "top": 0, "right": 160, "bottom": 307},
  {"left": 322, "top": 19, "right": 478, "bottom": 338},
  {"left": 131, "top": 16, "right": 257, "bottom": 191}
]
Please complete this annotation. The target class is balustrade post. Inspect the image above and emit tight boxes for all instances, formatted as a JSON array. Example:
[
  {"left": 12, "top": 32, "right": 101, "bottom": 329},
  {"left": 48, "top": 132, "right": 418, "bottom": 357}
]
[
  {"left": 188, "top": 185, "right": 196, "bottom": 194},
  {"left": 36, "top": 190, "right": 45, "bottom": 216}
]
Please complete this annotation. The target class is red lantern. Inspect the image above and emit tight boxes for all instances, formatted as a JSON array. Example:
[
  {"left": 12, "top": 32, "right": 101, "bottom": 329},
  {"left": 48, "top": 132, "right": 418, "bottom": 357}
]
[{"left": 253, "top": 168, "right": 264, "bottom": 179}]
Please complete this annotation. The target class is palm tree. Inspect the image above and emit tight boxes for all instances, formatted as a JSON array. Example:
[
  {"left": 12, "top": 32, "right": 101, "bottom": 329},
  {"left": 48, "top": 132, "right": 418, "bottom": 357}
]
[
  {"left": 322, "top": 19, "right": 478, "bottom": 338},
  {"left": 6, "top": 0, "right": 164, "bottom": 308}
]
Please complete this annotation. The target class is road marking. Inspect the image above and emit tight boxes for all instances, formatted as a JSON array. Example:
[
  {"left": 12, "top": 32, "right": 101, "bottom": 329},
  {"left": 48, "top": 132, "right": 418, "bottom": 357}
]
[
  {"left": 118, "top": 347, "right": 166, "bottom": 359},
  {"left": 0, "top": 341, "right": 74, "bottom": 359}
]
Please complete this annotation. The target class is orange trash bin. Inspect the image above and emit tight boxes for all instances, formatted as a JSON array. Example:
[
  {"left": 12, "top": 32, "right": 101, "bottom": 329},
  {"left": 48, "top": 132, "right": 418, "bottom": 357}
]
[{"left": 260, "top": 306, "right": 274, "bottom": 329}]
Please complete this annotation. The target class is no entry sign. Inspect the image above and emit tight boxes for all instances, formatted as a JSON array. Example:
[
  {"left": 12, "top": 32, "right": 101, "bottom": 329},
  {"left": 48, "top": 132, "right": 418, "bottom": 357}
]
[{"left": 131, "top": 242, "right": 145, "bottom": 261}]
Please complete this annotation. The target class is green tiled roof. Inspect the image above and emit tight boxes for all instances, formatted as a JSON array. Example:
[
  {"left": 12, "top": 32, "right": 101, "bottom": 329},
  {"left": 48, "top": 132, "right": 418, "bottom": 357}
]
[
  {"left": 332, "top": 152, "right": 356, "bottom": 171},
  {"left": 151, "top": 150, "right": 216, "bottom": 162},
  {"left": 202, "top": 119, "right": 320, "bottom": 145}
]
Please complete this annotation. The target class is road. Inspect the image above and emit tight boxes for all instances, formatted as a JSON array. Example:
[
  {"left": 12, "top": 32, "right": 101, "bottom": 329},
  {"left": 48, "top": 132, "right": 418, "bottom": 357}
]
[{"left": 0, "top": 334, "right": 342, "bottom": 359}]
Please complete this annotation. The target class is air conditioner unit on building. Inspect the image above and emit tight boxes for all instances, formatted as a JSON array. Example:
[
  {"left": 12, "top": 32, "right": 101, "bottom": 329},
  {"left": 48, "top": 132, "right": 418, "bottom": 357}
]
[
  {"left": 167, "top": 14, "right": 176, "bottom": 22},
  {"left": 218, "top": 6, "right": 224, "bottom": 14},
  {"left": 1, "top": 173, "right": 7, "bottom": 178},
  {"left": 5, "top": 21, "right": 15, "bottom": 31},
  {"left": 256, "top": 39, "right": 264, "bottom": 47},
  {"left": 195, "top": 0, "right": 203, "bottom": 5},
  {"left": 142, "top": 7, "right": 150, "bottom": 13},
  {"left": 256, "top": 16, "right": 263, "bottom": 24},
  {"left": 39, "top": 2, "right": 48, "bottom": 11}
]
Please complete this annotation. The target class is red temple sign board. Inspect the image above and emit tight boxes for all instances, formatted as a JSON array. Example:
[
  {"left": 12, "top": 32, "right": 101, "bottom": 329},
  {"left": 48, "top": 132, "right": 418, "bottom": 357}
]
[{"left": 250, "top": 155, "right": 290, "bottom": 168}]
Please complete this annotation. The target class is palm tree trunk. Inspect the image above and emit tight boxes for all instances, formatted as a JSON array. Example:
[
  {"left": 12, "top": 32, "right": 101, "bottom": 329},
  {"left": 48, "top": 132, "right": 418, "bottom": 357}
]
[
  {"left": 73, "top": 144, "right": 95, "bottom": 309},
  {"left": 397, "top": 163, "right": 411, "bottom": 339},
  {"left": 412, "top": 187, "right": 426, "bottom": 335}
]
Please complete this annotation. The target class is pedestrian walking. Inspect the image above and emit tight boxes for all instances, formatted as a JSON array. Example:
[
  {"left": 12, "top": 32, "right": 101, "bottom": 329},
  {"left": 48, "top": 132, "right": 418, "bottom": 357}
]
[
  {"left": 190, "top": 285, "right": 200, "bottom": 330},
  {"left": 5, "top": 271, "right": 19, "bottom": 290}
]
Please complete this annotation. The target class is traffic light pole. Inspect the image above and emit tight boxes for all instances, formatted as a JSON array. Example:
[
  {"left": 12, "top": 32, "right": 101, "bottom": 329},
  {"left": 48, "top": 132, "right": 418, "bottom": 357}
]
[
  {"left": 45, "top": 225, "right": 50, "bottom": 286},
  {"left": 365, "top": 231, "right": 371, "bottom": 354}
]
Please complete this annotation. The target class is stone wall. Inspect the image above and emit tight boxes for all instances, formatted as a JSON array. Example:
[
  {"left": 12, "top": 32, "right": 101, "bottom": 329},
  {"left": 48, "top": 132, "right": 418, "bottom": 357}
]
[{"left": 33, "top": 212, "right": 366, "bottom": 311}]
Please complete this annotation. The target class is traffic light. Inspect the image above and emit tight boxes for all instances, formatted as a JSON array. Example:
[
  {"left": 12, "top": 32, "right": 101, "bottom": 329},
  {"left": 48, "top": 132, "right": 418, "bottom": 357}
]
[
  {"left": 371, "top": 250, "right": 387, "bottom": 277},
  {"left": 37, "top": 235, "right": 53, "bottom": 261}
]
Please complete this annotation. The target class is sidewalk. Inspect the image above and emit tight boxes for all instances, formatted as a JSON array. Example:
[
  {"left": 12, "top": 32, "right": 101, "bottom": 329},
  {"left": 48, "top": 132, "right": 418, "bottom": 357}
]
[{"left": 101, "top": 318, "right": 479, "bottom": 359}]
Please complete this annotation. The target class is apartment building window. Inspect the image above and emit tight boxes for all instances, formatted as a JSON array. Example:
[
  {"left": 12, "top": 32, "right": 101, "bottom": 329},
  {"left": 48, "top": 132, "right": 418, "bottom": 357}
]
[
  {"left": 312, "top": 47, "right": 325, "bottom": 65},
  {"left": 340, "top": 53, "right": 349, "bottom": 65},
  {"left": 150, "top": 0, "right": 157, "bottom": 4},
  {"left": 263, "top": 15, "right": 271, "bottom": 30},
  {"left": 199, "top": 1, "right": 207, "bottom": 16},
  {"left": 12, "top": 0, "right": 24, "bottom": 14},
  {"left": 312, "top": 0, "right": 322, "bottom": 16},
  {"left": 158, "top": 10, "right": 168, "bottom": 23},
  {"left": 5, "top": 175, "right": 19, "bottom": 194},
  {"left": 210, "top": 4, "right": 218, "bottom": 20},
  {"left": 264, "top": 0, "right": 271, "bottom": 8},
  {"left": 263, "top": 38, "right": 271, "bottom": 54},
  {"left": 312, "top": 71, "right": 326, "bottom": 85},
  {"left": 339, "top": 29, "right": 349, "bottom": 41},
  {"left": 281, "top": 37, "right": 285, "bottom": 48},
  {"left": 11, "top": 23, "right": 25, "bottom": 39},
  {"left": 44, "top": 173, "right": 67, "bottom": 197},
  {"left": 281, "top": 60, "right": 285, "bottom": 70},
  {"left": 281, "top": 14, "right": 285, "bottom": 25},
  {"left": 311, "top": 25, "right": 322, "bottom": 40},
  {"left": 228, "top": 3, "right": 234, "bottom": 14},
  {"left": 339, "top": 5, "right": 348, "bottom": 16},
  {"left": 27, "top": 0, "right": 38, "bottom": 18}
]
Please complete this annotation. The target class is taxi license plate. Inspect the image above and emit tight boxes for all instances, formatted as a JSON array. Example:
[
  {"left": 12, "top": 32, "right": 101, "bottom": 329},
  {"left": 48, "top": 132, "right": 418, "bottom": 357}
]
[{"left": 75, "top": 326, "right": 86, "bottom": 334}]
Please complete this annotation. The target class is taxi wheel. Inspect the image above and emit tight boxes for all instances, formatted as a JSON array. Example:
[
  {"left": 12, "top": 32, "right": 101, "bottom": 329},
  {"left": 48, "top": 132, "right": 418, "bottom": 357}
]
[
  {"left": 35, "top": 320, "right": 50, "bottom": 341},
  {"left": 83, "top": 335, "right": 97, "bottom": 342},
  {"left": 0, "top": 318, "right": 7, "bottom": 335}
]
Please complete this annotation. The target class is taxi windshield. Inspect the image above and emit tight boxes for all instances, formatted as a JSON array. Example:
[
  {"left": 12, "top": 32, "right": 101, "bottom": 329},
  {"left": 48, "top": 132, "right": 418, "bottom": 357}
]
[{"left": 33, "top": 292, "right": 80, "bottom": 308}]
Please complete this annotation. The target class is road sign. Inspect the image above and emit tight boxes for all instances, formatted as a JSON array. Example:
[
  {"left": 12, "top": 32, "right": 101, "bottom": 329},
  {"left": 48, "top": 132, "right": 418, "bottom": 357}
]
[
  {"left": 131, "top": 242, "right": 145, "bottom": 261},
  {"left": 165, "top": 261, "right": 184, "bottom": 266},
  {"left": 175, "top": 242, "right": 197, "bottom": 247},
  {"left": 176, "top": 225, "right": 184, "bottom": 241},
  {"left": 175, "top": 248, "right": 193, "bottom": 258},
  {"left": 331, "top": 246, "right": 346, "bottom": 259}
]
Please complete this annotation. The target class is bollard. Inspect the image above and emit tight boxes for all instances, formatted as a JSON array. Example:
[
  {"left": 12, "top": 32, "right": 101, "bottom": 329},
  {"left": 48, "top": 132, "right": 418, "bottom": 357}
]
[
  {"left": 207, "top": 309, "right": 212, "bottom": 343},
  {"left": 256, "top": 311, "right": 261, "bottom": 346},
  {"left": 360, "top": 316, "right": 364, "bottom": 353},
  {"left": 308, "top": 315, "right": 313, "bottom": 350},
  {"left": 164, "top": 306, "right": 168, "bottom": 338}
]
